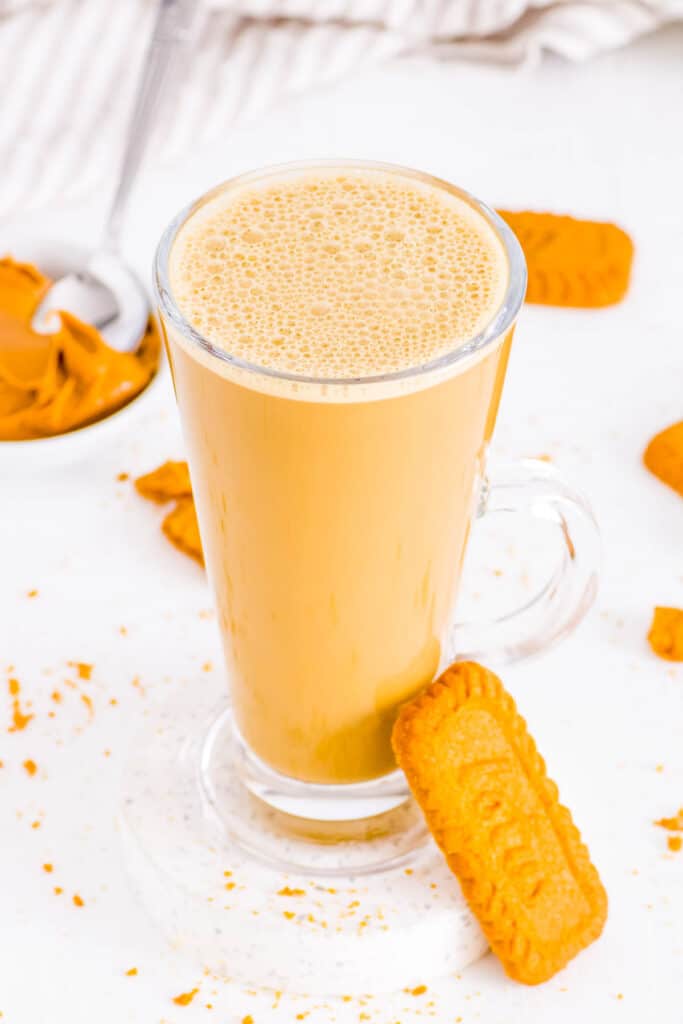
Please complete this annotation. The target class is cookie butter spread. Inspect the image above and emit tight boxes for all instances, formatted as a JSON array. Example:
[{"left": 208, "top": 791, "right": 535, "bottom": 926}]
[{"left": 0, "top": 257, "right": 159, "bottom": 440}]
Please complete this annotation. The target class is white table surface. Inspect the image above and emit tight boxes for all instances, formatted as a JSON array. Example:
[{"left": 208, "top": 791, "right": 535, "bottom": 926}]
[{"left": 2, "top": 24, "right": 683, "bottom": 1023}]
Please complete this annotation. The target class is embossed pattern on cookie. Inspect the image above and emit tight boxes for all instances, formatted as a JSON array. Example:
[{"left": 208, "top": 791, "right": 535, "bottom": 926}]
[
  {"left": 498, "top": 210, "right": 633, "bottom": 308},
  {"left": 392, "top": 662, "right": 607, "bottom": 985}
]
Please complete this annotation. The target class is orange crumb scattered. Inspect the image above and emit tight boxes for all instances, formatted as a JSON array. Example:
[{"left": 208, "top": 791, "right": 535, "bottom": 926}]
[
  {"left": 667, "top": 836, "right": 682, "bottom": 852},
  {"left": 296, "top": 1014, "right": 308, "bottom": 1021},
  {"left": 81, "top": 694, "right": 94, "bottom": 716},
  {"left": 410, "top": 985, "right": 427, "bottom": 996},
  {"left": 648, "top": 607, "right": 683, "bottom": 662},
  {"left": 119, "top": 626, "right": 128, "bottom": 636},
  {"left": 277, "top": 886, "right": 305, "bottom": 897},
  {"left": 54, "top": 886, "right": 63, "bottom": 895},
  {"left": 125, "top": 967, "right": 138, "bottom": 976},
  {"left": 223, "top": 870, "right": 233, "bottom": 877},
  {"left": 27, "top": 589, "right": 38, "bottom": 598},
  {"left": 205, "top": 1005, "right": 213, "bottom": 1011},
  {"left": 117, "top": 472, "right": 130, "bottom": 482},
  {"left": 136, "top": 460, "right": 192, "bottom": 502},
  {"left": 63, "top": 679, "right": 77, "bottom": 690},
  {"left": 644, "top": 421, "right": 683, "bottom": 498},
  {"left": 136, "top": 461, "right": 205, "bottom": 565},
  {"left": 202, "top": 661, "right": 213, "bottom": 672},
  {"left": 42, "top": 863, "right": 53, "bottom": 873},
  {"left": 51, "top": 690, "right": 62, "bottom": 703},
  {"left": 656, "top": 764, "right": 664, "bottom": 773},
  {"left": 162, "top": 498, "right": 204, "bottom": 566},
  {"left": 68, "top": 661, "right": 93, "bottom": 681},
  {"left": 173, "top": 988, "right": 199, "bottom": 1007},
  {"left": 283, "top": 911, "right": 295, "bottom": 920},
  {"left": 73, "top": 894, "right": 84, "bottom": 907},
  {"left": 348, "top": 900, "right": 359, "bottom": 909},
  {"left": 8, "top": 678, "right": 20, "bottom": 696},
  {"left": 104, "top": 749, "right": 111, "bottom": 758},
  {"left": 404, "top": 868, "right": 413, "bottom": 876},
  {"left": 0, "top": 760, "right": 3, "bottom": 768},
  {"left": 241, "top": 1017, "right": 254, "bottom": 1024},
  {"left": 31, "top": 820, "right": 41, "bottom": 829},
  {"left": 225, "top": 882, "right": 236, "bottom": 891},
  {"left": 8, "top": 697, "right": 33, "bottom": 732},
  {"left": 535, "top": 453, "right": 553, "bottom": 463},
  {"left": 655, "top": 809, "right": 683, "bottom": 832},
  {"left": 617, "top": 993, "right": 624, "bottom": 1000},
  {"left": 341, "top": 996, "right": 352, "bottom": 1003},
  {"left": 131, "top": 676, "right": 145, "bottom": 696},
  {"left": 23, "top": 759, "right": 37, "bottom": 776},
  {"left": 109, "top": 698, "right": 118, "bottom": 706}
]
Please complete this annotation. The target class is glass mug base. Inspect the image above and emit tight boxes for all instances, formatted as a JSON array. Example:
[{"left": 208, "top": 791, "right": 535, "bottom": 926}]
[
  {"left": 201, "top": 707, "right": 429, "bottom": 875},
  {"left": 119, "top": 682, "right": 487, "bottom": 994}
]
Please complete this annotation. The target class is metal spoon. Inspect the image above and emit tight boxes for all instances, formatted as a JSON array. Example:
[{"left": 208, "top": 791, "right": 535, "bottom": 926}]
[{"left": 31, "top": 0, "right": 199, "bottom": 352}]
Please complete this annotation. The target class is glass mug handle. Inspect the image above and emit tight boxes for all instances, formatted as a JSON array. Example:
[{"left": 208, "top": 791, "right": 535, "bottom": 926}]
[{"left": 447, "top": 457, "right": 601, "bottom": 665}]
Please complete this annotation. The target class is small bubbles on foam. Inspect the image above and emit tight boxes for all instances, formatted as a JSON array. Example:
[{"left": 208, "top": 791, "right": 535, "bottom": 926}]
[{"left": 169, "top": 168, "right": 507, "bottom": 379}]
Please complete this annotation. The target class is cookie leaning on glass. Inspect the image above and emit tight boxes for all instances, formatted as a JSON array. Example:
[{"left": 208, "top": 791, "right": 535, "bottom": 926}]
[{"left": 392, "top": 661, "right": 607, "bottom": 985}]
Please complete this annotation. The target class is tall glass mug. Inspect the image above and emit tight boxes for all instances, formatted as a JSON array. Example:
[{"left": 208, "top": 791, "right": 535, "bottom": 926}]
[{"left": 155, "top": 161, "right": 599, "bottom": 869}]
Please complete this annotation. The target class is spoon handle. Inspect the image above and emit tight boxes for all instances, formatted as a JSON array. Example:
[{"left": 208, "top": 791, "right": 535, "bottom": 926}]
[{"left": 103, "top": 0, "right": 200, "bottom": 251}]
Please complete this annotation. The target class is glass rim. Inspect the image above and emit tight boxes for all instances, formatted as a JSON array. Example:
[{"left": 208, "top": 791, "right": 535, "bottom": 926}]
[{"left": 153, "top": 159, "right": 527, "bottom": 389}]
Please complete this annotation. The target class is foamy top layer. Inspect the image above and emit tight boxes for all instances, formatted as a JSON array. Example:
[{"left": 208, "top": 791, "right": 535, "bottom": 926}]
[{"left": 169, "top": 167, "right": 508, "bottom": 379}]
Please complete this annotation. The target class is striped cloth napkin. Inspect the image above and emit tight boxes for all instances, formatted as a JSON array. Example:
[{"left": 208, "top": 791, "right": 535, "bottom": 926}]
[{"left": 1, "top": 0, "right": 680, "bottom": 215}]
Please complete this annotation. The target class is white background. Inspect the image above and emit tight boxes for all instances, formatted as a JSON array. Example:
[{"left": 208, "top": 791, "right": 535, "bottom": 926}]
[{"left": 2, "top": 24, "right": 683, "bottom": 1023}]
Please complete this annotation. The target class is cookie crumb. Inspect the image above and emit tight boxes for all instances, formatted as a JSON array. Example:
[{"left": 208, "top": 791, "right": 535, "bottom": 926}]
[
  {"left": 173, "top": 988, "right": 199, "bottom": 1007},
  {"left": 68, "top": 661, "right": 93, "bottom": 681}
]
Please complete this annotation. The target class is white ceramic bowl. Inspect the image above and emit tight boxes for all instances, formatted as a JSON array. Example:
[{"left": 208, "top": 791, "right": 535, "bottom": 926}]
[
  {"left": 0, "top": 361, "right": 169, "bottom": 471},
  {"left": 0, "top": 230, "right": 170, "bottom": 470}
]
